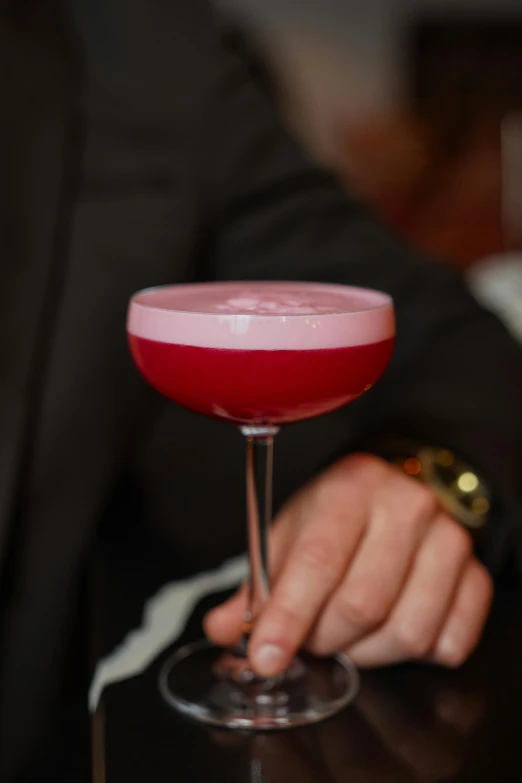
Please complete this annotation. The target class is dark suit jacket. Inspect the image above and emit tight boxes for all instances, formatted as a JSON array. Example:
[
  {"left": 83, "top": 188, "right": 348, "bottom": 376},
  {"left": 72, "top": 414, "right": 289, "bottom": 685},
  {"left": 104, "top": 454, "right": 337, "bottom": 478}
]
[{"left": 1, "top": 1, "right": 522, "bottom": 779}]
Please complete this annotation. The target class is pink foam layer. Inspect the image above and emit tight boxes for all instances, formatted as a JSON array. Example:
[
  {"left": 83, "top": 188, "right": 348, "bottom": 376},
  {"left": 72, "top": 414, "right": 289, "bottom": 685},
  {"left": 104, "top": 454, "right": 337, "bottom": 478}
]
[{"left": 127, "top": 282, "right": 395, "bottom": 350}]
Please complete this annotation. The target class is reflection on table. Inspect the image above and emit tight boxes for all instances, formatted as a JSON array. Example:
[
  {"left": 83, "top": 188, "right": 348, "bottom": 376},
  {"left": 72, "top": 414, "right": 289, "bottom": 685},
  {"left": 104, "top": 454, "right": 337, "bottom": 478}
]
[{"left": 95, "top": 586, "right": 522, "bottom": 783}]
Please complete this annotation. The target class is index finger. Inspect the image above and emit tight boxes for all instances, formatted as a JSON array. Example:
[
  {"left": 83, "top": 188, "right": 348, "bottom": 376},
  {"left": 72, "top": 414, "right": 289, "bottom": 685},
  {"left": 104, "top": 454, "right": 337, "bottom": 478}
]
[{"left": 248, "top": 473, "right": 366, "bottom": 678}]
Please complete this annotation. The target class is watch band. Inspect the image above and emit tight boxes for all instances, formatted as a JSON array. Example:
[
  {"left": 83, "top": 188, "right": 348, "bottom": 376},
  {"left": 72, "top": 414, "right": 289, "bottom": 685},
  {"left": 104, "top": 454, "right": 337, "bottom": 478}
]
[{"left": 393, "top": 446, "right": 490, "bottom": 531}]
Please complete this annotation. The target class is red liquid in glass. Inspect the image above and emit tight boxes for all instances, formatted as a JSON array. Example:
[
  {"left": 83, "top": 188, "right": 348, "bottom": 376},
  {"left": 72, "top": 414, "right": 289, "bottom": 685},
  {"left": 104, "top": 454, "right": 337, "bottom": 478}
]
[{"left": 129, "top": 336, "right": 395, "bottom": 425}]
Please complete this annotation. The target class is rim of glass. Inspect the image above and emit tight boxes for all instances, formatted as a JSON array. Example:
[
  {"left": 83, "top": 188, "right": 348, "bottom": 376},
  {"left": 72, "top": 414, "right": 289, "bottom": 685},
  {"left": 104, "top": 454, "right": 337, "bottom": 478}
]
[{"left": 129, "top": 281, "right": 394, "bottom": 320}]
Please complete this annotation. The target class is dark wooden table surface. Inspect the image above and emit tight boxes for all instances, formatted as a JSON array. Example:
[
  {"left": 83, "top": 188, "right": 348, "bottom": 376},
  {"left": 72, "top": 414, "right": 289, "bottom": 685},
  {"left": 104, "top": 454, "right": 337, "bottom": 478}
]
[{"left": 93, "top": 554, "right": 522, "bottom": 783}]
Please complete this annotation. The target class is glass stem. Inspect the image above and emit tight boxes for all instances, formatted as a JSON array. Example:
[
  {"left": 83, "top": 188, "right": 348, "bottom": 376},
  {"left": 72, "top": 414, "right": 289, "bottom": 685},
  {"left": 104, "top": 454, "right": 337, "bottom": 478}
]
[{"left": 241, "top": 426, "right": 280, "bottom": 636}]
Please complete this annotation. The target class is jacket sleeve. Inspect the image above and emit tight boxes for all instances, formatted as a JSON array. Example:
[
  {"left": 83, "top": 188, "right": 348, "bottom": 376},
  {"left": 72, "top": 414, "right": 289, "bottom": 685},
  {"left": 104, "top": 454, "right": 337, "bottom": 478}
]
[{"left": 195, "top": 28, "right": 522, "bottom": 576}]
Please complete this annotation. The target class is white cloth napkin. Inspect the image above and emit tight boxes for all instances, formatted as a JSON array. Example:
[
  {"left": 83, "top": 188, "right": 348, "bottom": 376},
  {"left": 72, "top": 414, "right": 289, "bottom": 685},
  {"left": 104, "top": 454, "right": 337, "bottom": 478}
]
[
  {"left": 88, "top": 554, "right": 247, "bottom": 712},
  {"left": 468, "top": 253, "right": 522, "bottom": 343}
]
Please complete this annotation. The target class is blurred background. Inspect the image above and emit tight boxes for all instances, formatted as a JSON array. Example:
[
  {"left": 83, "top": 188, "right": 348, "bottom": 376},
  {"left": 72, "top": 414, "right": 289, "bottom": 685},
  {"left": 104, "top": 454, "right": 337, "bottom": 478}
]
[{"left": 217, "top": 0, "right": 522, "bottom": 336}]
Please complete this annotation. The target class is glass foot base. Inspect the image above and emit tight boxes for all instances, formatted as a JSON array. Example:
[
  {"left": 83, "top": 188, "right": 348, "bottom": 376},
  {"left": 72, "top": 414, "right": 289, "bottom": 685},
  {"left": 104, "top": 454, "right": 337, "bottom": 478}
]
[{"left": 159, "top": 639, "right": 359, "bottom": 730}]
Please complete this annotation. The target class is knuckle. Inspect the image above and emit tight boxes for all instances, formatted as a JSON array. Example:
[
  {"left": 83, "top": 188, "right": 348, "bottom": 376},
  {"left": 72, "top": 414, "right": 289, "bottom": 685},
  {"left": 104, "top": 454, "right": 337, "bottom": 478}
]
[
  {"left": 393, "top": 620, "right": 432, "bottom": 658},
  {"left": 334, "top": 590, "right": 387, "bottom": 630},
  {"left": 297, "top": 536, "right": 342, "bottom": 573},
  {"left": 409, "top": 483, "right": 438, "bottom": 522},
  {"left": 312, "top": 476, "right": 349, "bottom": 512},
  {"left": 314, "top": 453, "right": 388, "bottom": 513},
  {"left": 447, "top": 522, "right": 473, "bottom": 561},
  {"left": 337, "top": 453, "right": 386, "bottom": 484},
  {"left": 347, "top": 452, "right": 386, "bottom": 479},
  {"left": 346, "top": 452, "right": 380, "bottom": 470}
]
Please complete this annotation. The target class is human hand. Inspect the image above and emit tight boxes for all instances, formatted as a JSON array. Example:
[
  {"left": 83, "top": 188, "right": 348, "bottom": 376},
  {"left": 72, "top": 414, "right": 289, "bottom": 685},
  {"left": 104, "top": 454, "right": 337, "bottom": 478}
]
[{"left": 205, "top": 454, "right": 493, "bottom": 677}]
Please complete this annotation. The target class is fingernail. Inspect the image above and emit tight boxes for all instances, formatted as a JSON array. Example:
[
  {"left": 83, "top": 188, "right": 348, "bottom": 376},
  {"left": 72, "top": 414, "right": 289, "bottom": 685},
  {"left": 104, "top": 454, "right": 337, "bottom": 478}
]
[{"left": 253, "top": 644, "right": 286, "bottom": 677}]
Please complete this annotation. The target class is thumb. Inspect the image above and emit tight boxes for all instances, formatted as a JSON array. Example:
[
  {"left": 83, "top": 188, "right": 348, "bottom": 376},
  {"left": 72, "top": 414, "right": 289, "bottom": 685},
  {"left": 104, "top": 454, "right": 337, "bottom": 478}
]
[{"left": 204, "top": 585, "right": 248, "bottom": 647}]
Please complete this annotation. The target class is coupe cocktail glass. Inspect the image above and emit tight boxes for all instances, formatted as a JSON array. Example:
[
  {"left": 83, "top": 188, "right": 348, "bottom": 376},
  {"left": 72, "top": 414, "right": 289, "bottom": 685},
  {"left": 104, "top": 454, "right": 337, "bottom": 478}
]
[{"left": 127, "top": 281, "right": 395, "bottom": 729}]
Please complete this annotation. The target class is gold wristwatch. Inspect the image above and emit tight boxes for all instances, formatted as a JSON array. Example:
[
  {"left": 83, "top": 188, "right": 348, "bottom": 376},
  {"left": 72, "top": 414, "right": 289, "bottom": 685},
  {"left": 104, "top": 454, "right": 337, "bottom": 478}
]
[{"left": 394, "top": 446, "right": 491, "bottom": 531}]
